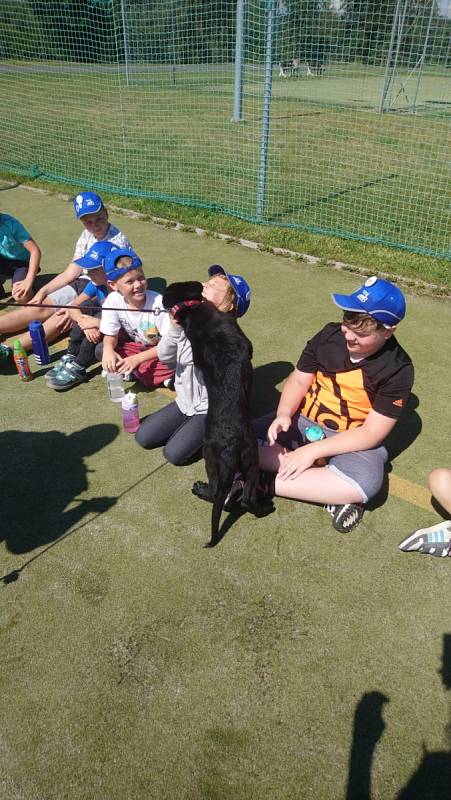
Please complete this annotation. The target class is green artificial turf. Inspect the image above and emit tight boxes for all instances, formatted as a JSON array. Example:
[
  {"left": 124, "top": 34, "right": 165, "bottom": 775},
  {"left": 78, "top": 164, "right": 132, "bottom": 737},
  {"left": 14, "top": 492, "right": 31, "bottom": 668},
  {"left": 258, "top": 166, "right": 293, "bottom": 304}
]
[{"left": 0, "top": 187, "right": 450, "bottom": 800}]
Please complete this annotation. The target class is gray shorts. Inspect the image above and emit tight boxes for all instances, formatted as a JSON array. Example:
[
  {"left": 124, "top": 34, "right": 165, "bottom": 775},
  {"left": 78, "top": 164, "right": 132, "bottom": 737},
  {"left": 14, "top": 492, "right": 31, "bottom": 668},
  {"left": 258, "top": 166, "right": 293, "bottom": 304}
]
[
  {"left": 48, "top": 285, "right": 78, "bottom": 306},
  {"left": 253, "top": 412, "right": 388, "bottom": 503}
]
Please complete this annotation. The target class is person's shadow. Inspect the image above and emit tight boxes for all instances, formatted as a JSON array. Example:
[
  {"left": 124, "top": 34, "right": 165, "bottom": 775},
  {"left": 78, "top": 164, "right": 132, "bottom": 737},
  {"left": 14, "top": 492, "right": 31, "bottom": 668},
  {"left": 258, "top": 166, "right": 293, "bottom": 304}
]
[
  {"left": 367, "top": 392, "right": 422, "bottom": 512},
  {"left": 345, "top": 634, "right": 451, "bottom": 800},
  {"left": 346, "top": 691, "right": 389, "bottom": 800},
  {"left": 251, "top": 361, "right": 293, "bottom": 418},
  {"left": 1, "top": 424, "right": 118, "bottom": 555}
]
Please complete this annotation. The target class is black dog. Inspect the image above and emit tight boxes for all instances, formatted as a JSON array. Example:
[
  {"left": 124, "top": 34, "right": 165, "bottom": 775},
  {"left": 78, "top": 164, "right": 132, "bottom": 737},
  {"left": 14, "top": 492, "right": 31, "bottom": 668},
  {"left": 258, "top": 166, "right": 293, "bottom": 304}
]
[{"left": 162, "top": 281, "right": 272, "bottom": 548}]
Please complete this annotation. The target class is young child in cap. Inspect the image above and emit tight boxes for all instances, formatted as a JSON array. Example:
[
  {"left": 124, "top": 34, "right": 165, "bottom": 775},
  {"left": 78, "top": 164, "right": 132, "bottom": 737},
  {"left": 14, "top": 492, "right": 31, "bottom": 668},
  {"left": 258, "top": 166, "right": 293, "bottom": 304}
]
[
  {"left": 398, "top": 468, "right": 451, "bottom": 557},
  {"left": 246, "top": 276, "right": 414, "bottom": 532},
  {"left": 135, "top": 264, "right": 251, "bottom": 466},
  {"left": 0, "top": 191, "right": 131, "bottom": 360},
  {"left": 97, "top": 249, "right": 174, "bottom": 388},
  {"left": 45, "top": 241, "right": 120, "bottom": 391},
  {"left": 0, "top": 212, "right": 41, "bottom": 304}
]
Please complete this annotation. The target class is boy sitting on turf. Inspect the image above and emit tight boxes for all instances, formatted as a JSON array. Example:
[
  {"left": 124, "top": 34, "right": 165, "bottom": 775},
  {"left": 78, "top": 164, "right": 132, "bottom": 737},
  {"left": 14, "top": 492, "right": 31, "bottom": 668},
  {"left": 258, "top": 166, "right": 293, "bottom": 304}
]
[
  {"left": 249, "top": 277, "right": 414, "bottom": 533},
  {"left": 0, "top": 191, "right": 131, "bottom": 359},
  {"left": 45, "top": 241, "right": 120, "bottom": 391},
  {"left": 96, "top": 249, "right": 174, "bottom": 388}
]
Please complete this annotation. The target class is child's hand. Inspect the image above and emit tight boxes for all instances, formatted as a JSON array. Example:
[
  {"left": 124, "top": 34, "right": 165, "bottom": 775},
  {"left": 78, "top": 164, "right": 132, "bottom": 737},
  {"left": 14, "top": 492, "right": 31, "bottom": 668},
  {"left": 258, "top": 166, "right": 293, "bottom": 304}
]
[
  {"left": 12, "top": 279, "right": 33, "bottom": 302},
  {"left": 84, "top": 328, "right": 102, "bottom": 344},
  {"left": 54, "top": 308, "right": 72, "bottom": 333},
  {"left": 102, "top": 350, "right": 121, "bottom": 373},
  {"left": 277, "top": 445, "right": 316, "bottom": 481},
  {"left": 267, "top": 414, "right": 291, "bottom": 445},
  {"left": 29, "top": 287, "right": 47, "bottom": 305},
  {"left": 116, "top": 354, "right": 141, "bottom": 375},
  {"left": 79, "top": 315, "right": 100, "bottom": 332}
]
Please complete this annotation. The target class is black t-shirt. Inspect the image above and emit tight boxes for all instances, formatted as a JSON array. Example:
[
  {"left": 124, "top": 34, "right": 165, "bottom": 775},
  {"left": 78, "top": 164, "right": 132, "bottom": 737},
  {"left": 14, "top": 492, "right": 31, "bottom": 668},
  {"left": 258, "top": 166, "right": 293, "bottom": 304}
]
[{"left": 296, "top": 323, "right": 414, "bottom": 432}]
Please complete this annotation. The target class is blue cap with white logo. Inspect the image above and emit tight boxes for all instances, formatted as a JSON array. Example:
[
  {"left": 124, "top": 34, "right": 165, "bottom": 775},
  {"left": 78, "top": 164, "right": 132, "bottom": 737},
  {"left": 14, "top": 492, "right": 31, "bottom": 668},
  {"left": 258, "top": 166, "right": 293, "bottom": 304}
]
[
  {"left": 331, "top": 276, "right": 406, "bottom": 327},
  {"left": 74, "top": 241, "right": 119, "bottom": 270},
  {"left": 207, "top": 264, "right": 251, "bottom": 318},
  {"left": 73, "top": 191, "right": 103, "bottom": 219}
]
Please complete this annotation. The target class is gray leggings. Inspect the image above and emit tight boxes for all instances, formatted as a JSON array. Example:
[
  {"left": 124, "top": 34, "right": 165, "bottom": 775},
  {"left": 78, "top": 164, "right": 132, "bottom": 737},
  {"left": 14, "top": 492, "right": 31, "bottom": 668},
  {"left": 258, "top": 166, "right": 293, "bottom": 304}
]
[{"left": 135, "top": 401, "right": 206, "bottom": 466}]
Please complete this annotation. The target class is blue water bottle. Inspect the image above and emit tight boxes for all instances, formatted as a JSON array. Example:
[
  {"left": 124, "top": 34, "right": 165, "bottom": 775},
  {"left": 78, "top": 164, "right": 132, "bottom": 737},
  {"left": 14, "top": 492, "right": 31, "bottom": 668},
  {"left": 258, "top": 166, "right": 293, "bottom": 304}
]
[{"left": 29, "top": 320, "right": 50, "bottom": 365}]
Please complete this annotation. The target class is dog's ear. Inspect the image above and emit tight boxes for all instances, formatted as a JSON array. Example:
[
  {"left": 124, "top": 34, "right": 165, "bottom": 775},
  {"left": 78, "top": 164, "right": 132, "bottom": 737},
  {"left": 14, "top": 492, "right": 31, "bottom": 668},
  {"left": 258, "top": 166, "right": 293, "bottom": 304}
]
[{"left": 163, "top": 281, "right": 203, "bottom": 310}]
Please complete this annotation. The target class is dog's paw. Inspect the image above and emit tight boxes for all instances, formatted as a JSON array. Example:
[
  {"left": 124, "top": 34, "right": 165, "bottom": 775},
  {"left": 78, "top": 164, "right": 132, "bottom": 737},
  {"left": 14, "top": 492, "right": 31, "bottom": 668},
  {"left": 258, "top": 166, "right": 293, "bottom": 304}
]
[
  {"left": 243, "top": 498, "right": 275, "bottom": 518},
  {"left": 192, "top": 481, "right": 213, "bottom": 503}
]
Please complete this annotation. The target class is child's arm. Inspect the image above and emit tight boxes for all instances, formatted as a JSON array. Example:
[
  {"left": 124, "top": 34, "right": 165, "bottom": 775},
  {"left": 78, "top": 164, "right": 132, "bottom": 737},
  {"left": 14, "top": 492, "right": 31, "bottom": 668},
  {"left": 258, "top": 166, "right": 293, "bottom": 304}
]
[
  {"left": 115, "top": 345, "right": 159, "bottom": 376},
  {"left": 68, "top": 292, "right": 102, "bottom": 343},
  {"left": 30, "top": 261, "right": 83, "bottom": 304},
  {"left": 12, "top": 239, "right": 42, "bottom": 301},
  {"left": 102, "top": 335, "right": 122, "bottom": 373}
]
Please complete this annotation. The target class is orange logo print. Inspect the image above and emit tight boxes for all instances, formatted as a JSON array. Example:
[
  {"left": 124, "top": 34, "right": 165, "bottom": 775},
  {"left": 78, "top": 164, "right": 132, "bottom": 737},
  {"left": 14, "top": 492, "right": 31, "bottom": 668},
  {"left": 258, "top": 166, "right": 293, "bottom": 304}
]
[{"left": 392, "top": 398, "right": 404, "bottom": 407}]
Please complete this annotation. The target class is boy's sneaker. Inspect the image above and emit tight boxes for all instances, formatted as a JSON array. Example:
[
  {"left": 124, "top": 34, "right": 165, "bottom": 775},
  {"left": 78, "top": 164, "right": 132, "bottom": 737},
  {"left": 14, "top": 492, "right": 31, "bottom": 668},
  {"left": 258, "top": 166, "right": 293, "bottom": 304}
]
[
  {"left": 398, "top": 521, "right": 451, "bottom": 557},
  {"left": 0, "top": 343, "right": 12, "bottom": 365},
  {"left": 325, "top": 503, "right": 365, "bottom": 532},
  {"left": 48, "top": 361, "right": 87, "bottom": 391},
  {"left": 163, "top": 376, "right": 175, "bottom": 390},
  {"left": 45, "top": 353, "right": 76, "bottom": 384}
]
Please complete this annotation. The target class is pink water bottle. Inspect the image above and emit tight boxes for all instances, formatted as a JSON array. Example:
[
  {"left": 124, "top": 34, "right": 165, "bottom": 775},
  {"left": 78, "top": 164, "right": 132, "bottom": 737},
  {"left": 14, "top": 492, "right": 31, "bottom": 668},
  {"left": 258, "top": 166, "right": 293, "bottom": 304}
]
[{"left": 121, "top": 391, "right": 140, "bottom": 433}]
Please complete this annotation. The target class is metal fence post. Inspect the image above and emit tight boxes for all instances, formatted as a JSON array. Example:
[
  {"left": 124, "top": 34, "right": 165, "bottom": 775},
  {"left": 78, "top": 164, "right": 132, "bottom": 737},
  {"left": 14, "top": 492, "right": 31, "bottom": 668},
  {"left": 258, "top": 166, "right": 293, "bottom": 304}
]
[{"left": 256, "top": 0, "right": 275, "bottom": 222}]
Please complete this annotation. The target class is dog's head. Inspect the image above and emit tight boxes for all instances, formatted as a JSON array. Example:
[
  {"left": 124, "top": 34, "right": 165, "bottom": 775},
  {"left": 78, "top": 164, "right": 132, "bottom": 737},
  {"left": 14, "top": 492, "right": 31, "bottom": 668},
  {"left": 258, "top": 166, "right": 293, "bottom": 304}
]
[{"left": 162, "top": 281, "right": 204, "bottom": 322}]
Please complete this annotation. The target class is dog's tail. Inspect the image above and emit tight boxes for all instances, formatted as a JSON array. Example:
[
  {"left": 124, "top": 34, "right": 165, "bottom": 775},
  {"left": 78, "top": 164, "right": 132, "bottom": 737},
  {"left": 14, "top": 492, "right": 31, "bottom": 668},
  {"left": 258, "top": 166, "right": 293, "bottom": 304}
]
[{"left": 204, "top": 484, "right": 231, "bottom": 549}]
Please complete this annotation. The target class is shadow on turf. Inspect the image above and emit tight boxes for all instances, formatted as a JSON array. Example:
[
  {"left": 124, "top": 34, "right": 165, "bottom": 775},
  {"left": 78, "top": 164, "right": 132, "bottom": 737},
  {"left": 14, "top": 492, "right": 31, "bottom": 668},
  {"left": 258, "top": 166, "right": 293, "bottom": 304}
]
[
  {"left": 251, "top": 361, "right": 294, "bottom": 418},
  {"left": 346, "top": 634, "right": 451, "bottom": 800},
  {"left": 367, "top": 393, "right": 422, "bottom": 512},
  {"left": 0, "top": 424, "right": 119, "bottom": 557}
]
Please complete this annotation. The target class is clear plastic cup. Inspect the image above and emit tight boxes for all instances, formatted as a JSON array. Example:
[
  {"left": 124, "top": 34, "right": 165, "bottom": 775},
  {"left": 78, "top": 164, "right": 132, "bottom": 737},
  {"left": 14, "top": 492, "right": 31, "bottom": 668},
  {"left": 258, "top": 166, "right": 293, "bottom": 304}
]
[{"left": 107, "top": 372, "right": 125, "bottom": 402}]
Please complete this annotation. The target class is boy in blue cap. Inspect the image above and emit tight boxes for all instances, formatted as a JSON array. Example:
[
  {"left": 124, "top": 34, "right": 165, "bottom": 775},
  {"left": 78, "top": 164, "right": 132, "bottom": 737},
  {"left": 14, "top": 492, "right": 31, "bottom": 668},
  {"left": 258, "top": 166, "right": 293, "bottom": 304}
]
[
  {"left": 0, "top": 191, "right": 131, "bottom": 359},
  {"left": 98, "top": 248, "right": 174, "bottom": 388},
  {"left": 252, "top": 276, "right": 414, "bottom": 532},
  {"left": 45, "top": 240, "right": 120, "bottom": 390}
]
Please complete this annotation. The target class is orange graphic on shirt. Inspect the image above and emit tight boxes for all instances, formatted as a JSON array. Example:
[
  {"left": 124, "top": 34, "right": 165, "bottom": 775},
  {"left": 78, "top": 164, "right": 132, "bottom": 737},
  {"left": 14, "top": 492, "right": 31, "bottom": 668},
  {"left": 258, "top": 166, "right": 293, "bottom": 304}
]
[{"left": 299, "top": 369, "right": 371, "bottom": 431}]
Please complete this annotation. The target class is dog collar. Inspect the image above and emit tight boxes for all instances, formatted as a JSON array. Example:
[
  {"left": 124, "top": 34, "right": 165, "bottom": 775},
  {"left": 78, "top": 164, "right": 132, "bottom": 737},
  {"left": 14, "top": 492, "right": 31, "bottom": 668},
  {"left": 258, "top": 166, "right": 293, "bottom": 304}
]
[{"left": 171, "top": 299, "right": 203, "bottom": 320}]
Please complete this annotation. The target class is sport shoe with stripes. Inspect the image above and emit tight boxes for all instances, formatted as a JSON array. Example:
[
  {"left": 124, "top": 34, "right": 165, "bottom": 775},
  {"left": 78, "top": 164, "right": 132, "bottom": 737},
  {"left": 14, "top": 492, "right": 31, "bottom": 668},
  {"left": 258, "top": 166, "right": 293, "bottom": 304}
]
[
  {"left": 398, "top": 520, "right": 451, "bottom": 557},
  {"left": 325, "top": 503, "right": 365, "bottom": 532}
]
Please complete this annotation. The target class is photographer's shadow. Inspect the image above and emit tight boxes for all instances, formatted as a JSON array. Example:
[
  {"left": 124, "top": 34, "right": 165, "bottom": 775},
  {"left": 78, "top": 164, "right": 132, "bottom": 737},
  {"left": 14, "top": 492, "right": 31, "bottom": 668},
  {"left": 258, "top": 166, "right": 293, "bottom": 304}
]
[{"left": 1, "top": 424, "right": 119, "bottom": 554}]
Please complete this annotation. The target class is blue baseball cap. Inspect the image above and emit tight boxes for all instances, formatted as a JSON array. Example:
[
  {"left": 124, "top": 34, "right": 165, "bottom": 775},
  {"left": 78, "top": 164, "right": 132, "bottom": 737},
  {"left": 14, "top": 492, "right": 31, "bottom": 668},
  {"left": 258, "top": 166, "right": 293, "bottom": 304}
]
[
  {"left": 73, "top": 191, "right": 103, "bottom": 219},
  {"left": 74, "top": 241, "right": 119, "bottom": 270},
  {"left": 207, "top": 264, "right": 251, "bottom": 318},
  {"left": 105, "top": 248, "right": 143, "bottom": 281},
  {"left": 331, "top": 276, "right": 406, "bottom": 327}
]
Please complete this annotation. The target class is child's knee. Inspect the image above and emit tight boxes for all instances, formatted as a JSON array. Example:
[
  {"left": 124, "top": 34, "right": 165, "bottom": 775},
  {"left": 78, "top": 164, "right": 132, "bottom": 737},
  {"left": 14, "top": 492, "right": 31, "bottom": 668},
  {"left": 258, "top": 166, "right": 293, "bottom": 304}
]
[{"left": 428, "top": 468, "right": 451, "bottom": 513}]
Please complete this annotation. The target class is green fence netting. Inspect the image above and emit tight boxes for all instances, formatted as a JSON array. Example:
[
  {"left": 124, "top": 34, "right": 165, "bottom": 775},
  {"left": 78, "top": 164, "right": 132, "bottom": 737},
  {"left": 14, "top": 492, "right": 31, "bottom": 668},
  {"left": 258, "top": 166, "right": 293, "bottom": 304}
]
[{"left": 0, "top": 0, "right": 450, "bottom": 258}]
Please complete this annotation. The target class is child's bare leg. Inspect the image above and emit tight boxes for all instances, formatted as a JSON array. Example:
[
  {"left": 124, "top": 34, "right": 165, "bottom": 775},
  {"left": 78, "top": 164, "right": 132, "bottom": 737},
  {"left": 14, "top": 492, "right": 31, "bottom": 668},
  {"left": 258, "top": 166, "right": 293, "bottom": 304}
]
[
  {"left": 5, "top": 309, "right": 71, "bottom": 351},
  {"left": 258, "top": 443, "right": 362, "bottom": 505},
  {"left": 428, "top": 468, "right": 451, "bottom": 515},
  {"left": 0, "top": 301, "right": 54, "bottom": 336}
]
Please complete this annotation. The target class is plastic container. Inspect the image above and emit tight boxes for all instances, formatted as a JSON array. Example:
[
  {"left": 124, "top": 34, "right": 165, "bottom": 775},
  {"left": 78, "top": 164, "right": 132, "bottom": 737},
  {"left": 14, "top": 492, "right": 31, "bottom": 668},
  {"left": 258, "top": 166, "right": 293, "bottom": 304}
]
[
  {"left": 107, "top": 372, "right": 125, "bottom": 403},
  {"left": 122, "top": 391, "right": 140, "bottom": 433},
  {"left": 305, "top": 425, "right": 325, "bottom": 443},
  {"left": 305, "top": 424, "right": 327, "bottom": 467},
  {"left": 29, "top": 319, "right": 50, "bottom": 365},
  {"left": 13, "top": 339, "right": 33, "bottom": 381}
]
